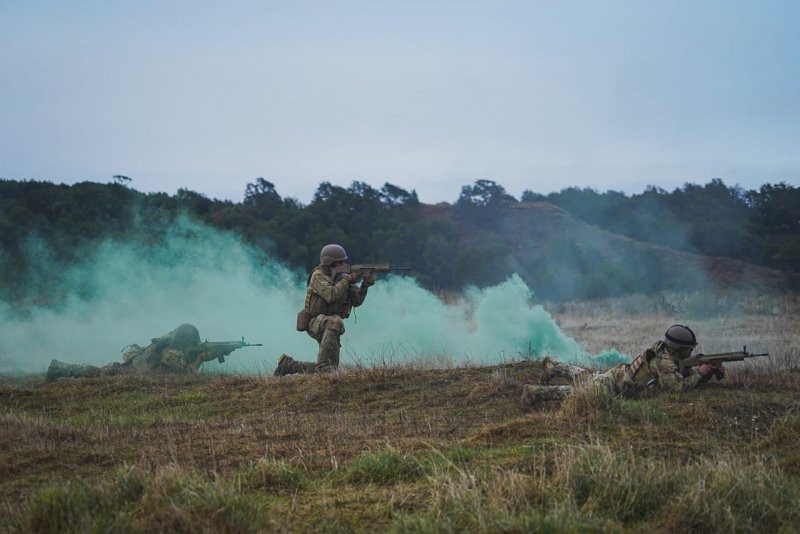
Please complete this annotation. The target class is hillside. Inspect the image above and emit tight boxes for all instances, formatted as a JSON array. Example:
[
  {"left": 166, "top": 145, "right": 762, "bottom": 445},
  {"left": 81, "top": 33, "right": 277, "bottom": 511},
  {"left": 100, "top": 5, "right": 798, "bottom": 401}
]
[{"left": 421, "top": 201, "right": 796, "bottom": 299}]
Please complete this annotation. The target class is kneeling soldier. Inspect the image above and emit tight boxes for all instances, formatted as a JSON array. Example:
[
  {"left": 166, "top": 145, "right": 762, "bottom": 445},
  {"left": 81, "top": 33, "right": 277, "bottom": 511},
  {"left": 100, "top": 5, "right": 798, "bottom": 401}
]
[{"left": 275, "top": 244, "right": 374, "bottom": 375}]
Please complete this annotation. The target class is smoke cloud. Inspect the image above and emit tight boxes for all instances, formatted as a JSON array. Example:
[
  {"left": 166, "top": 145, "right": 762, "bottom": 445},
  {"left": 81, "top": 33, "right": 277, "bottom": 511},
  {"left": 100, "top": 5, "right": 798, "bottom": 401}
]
[{"left": 0, "top": 217, "right": 626, "bottom": 375}]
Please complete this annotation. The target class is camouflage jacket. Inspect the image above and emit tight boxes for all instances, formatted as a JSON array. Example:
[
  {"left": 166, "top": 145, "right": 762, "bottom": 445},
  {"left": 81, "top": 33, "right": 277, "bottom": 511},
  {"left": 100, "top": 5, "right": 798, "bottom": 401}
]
[
  {"left": 306, "top": 265, "right": 368, "bottom": 318},
  {"left": 125, "top": 344, "right": 194, "bottom": 373},
  {"left": 626, "top": 340, "right": 703, "bottom": 392}
]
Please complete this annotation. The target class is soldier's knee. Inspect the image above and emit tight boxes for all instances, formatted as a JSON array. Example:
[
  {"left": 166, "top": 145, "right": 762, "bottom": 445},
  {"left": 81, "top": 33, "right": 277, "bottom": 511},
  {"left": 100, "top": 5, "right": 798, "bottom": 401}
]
[
  {"left": 326, "top": 316, "right": 344, "bottom": 334},
  {"left": 316, "top": 362, "right": 336, "bottom": 373}
]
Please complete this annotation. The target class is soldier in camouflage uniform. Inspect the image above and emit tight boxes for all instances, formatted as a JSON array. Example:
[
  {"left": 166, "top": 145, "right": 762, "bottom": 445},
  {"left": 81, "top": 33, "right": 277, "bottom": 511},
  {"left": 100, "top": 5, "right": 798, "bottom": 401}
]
[
  {"left": 46, "top": 323, "right": 206, "bottom": 380},
  {"left": 521, "top": 325, "right": 725, "bottom": 407},
  {"left": 274, "top": 244, "right": 375, "bottom": 375}
]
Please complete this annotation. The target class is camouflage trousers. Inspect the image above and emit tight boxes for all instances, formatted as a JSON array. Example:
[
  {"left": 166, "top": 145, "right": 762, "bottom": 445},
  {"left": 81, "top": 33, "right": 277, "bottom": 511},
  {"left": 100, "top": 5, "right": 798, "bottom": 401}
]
[
  {"left": 46, "top": 359, "right": 131, "bottom": 380},
  {"left": 521, "top": 358, "right": 631, "bottom": 407},
  {"left": 284, "top": 314, "right": 345, "bottom": 374},
  {"left": 47, "top": 345, "right": 193, "bottom": 380}
]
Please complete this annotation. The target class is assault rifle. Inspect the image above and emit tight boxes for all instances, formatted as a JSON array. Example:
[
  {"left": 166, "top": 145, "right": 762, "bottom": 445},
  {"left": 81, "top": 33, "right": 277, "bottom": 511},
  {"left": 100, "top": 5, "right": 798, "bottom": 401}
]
[
  {"left": 348, "top": 263, "right": 414, "bottom": 276},
  {"left": 191, "top": 338, "right": 263, "bottom": 365},
  {"left": 677, "top": 345, "right": 769, "bottom": 374},
  {"left": 332, "top": 263, "right": 414, "bottom": 283}
]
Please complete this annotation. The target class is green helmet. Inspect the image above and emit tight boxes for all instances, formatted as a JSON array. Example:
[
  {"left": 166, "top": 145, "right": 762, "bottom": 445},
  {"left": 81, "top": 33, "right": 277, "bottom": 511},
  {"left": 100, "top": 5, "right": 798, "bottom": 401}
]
[
  {"left": 664, "top": 324, "right": 697, "bottom": 350},
  {"left": 152, "top": 323, "right": 202, "bottom": 352},
  {"left": 320, "top": 244, "right": 348, "bottom": 266}
]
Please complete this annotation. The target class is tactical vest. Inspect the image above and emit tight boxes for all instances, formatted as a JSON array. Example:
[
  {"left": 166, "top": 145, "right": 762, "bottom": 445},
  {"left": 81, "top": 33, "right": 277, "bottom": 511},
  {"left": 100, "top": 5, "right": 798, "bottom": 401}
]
[
  {"left": 625, "top": 340, "right": 687, "bottom": 388},
  {"left": 624, "top": 341, "right": 668, "bottom": 386},
  {"left": 306, "top": 266, "right": 353, "bottom": 319}
]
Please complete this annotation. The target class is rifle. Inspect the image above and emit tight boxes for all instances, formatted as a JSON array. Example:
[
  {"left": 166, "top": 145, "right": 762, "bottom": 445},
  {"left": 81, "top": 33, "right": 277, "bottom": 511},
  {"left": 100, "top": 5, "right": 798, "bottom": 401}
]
[
  {"left": 347, "top": 263, "right": 414, "bottom": 276},
  {"left": 677, "top": 345, "right": 769, "bottom": 374},
  {"left": 191, "top": 337, "right": 263, "bottom": 365}
]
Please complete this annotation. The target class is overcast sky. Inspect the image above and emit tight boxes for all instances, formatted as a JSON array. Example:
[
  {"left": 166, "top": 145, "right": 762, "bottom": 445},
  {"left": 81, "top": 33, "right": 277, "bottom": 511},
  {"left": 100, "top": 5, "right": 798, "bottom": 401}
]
[{"left": 1, "top": 1, "right": 798, "bottom": 204}]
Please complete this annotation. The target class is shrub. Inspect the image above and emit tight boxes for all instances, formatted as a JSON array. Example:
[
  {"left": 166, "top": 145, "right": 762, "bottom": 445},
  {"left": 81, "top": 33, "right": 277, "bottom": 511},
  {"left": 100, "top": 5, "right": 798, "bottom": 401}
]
[{"left": 22, "top": 479, "right": 133, "bottom": 533}]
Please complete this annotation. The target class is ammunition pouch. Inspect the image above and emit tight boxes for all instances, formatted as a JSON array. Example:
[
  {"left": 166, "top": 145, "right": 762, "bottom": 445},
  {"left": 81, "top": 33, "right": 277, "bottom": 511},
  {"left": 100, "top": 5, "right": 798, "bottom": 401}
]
[{"left": 626, "top": 349, "right": 655, "bottom": 385}]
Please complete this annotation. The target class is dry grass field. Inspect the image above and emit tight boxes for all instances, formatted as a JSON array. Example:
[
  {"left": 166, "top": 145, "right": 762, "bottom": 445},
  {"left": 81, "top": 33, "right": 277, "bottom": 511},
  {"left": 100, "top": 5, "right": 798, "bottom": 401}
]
[{"left": 1, "top": 290, "right": 799, "bottom": 532}]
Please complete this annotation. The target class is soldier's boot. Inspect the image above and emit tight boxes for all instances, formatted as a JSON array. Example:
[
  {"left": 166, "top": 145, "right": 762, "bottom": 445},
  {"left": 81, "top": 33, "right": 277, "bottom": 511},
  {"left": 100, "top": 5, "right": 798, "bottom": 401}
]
[
  {"left": 274, "top": 354, "right": 317, "bottom": 376},
  {"left": 46, "top": 360, "right": 100, "bottom": 380},
  {"left": 274, "top": 354, "right": 293, "bottom": 376},
  {"left": 520, "top": 384, "right": 573, "bottom": 409},
  {"left": 540, "top": 357, "right": 589, "bottom": 385}
]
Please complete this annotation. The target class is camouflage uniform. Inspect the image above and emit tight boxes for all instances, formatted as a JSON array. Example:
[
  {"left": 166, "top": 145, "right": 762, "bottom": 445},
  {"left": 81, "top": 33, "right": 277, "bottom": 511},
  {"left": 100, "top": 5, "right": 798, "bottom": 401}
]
[
  {"left": 126, "top": 344, "right": 195, "bottom": 373},
  {"left": 521, "top": 340, "right": 704, "bottom": 406},
  {"left": 281, "top": 265, "right": 370, "bottom": 374},
  {"left": 44, "top": 360, "right": 129, "bottom": 379},
  {"left": 46, "top": 324, "right": 200, "bottom": 380}
]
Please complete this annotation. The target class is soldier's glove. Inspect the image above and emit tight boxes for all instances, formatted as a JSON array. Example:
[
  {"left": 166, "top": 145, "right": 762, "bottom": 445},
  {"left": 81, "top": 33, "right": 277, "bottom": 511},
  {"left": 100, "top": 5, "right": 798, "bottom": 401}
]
[
  {"left": 698, "top": 363, "right": 726, "bottom": 382},
  {"left": 712, "top": 364, "right": 725, "bottom": 380},
  {"left": 346, "top": 271, "right": 362, "bottom": 284},
  {"left": 362, "top": 272, "right": 375, "bottom": 287}
]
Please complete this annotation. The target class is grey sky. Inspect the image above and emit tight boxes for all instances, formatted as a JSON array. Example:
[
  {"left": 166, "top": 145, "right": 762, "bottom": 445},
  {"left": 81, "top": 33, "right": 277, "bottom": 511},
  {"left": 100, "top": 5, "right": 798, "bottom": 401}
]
[{"left": 1, "top": 1, "right": 798, "bottom": 204}]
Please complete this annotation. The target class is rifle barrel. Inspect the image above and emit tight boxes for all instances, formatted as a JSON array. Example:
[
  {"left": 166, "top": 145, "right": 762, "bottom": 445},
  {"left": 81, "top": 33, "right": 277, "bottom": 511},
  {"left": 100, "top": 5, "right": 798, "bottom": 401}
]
[
  {"left": 204, "top": 341, "right": 263, "bottom": 347},
  {"left": 699, "top": 352, "right": 769, "bottom": 359},
  {"left": 351, "top": 263, "right": 414, "bottom": 272}
]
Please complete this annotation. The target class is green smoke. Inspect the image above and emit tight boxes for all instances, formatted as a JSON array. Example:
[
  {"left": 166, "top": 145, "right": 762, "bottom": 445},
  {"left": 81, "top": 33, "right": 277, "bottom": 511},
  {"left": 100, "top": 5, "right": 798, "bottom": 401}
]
[
  {"left": 0, "top": 218, "right": 627, "bottom": 374},
  {"left": 351, "top": 275, "right": 627, "bottom": 366}
]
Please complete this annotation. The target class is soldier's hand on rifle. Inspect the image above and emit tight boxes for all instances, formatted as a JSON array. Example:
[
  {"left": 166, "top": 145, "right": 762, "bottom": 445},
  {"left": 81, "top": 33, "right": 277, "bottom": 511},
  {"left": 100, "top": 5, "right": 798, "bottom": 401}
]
[
  {"left": 698, "top": 363, "right": 725, "bottom": 382},
  {"left": 346, "top": 271, "right": 362, "bottom": 284},
  {"left": 712, "top": 364, "right": 725, "bottom": 380},
  {"left": 362, "top": 272, "right": 375, "bottom": 287}
]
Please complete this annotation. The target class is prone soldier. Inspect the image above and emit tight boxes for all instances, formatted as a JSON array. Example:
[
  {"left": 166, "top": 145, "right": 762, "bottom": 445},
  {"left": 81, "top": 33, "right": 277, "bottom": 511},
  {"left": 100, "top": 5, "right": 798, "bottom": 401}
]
[
  {"left": 521, "top": 325, "right": 765, "bottom": 407},
  {"left": 46, "top": 323, "right": 261, "bottom": 380}
]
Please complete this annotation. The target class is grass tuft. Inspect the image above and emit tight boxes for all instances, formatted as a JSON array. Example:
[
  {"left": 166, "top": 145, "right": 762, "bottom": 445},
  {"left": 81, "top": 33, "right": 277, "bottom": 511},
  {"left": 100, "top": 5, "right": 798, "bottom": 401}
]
[
  {"left": 16, "top": 465, "right": 274, "bottom": 533},
  {"left": 663, "top": 458, "right": 800, "bottom": 532},
  {"left": 22, "top": 480, "right": 132, "bottom": 534},
  {"left": 558, "top": 444, "right": 679, "bottom": 524},
  {"left": 343, "top": 447, "right": 426, "bottom": 485},
  {"left": 238, "top": 458, "right": 311, "bottom": 491}
]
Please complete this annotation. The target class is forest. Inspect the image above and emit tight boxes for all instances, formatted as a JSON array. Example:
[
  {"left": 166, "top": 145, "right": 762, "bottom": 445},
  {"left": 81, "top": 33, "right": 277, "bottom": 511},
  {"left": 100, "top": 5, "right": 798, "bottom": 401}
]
[{"left": 1, "top": 176, "right": 798, "bottom": 304}]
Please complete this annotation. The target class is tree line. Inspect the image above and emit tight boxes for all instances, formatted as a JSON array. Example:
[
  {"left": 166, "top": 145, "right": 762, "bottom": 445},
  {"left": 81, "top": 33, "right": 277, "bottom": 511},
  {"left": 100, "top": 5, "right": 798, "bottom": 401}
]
[
  {"left": 1, "top": 177, "right": 798, "bottom": 305},
  {"left": 521, "top": 179, "right": 800, "bottom": 274}
]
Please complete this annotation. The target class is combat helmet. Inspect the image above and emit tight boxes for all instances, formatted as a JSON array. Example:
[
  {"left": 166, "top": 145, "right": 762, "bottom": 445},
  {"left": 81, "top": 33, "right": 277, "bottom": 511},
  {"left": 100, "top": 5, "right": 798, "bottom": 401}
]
[
  {"left": 320, "top": 244, "right": 348, "bottom": 266},
  {"left": 152, "top": 323, "right": 202, "bottom": 352},
  {"left": 664, "top": 324, "right": 697, "bottom": 350}
]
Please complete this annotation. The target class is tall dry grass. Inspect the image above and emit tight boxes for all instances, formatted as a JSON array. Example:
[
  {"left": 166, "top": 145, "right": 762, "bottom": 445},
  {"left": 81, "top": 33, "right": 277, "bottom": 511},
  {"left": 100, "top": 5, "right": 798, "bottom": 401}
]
[{"left": 391, "top": 443, "right": 800, "bottom": 533}]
